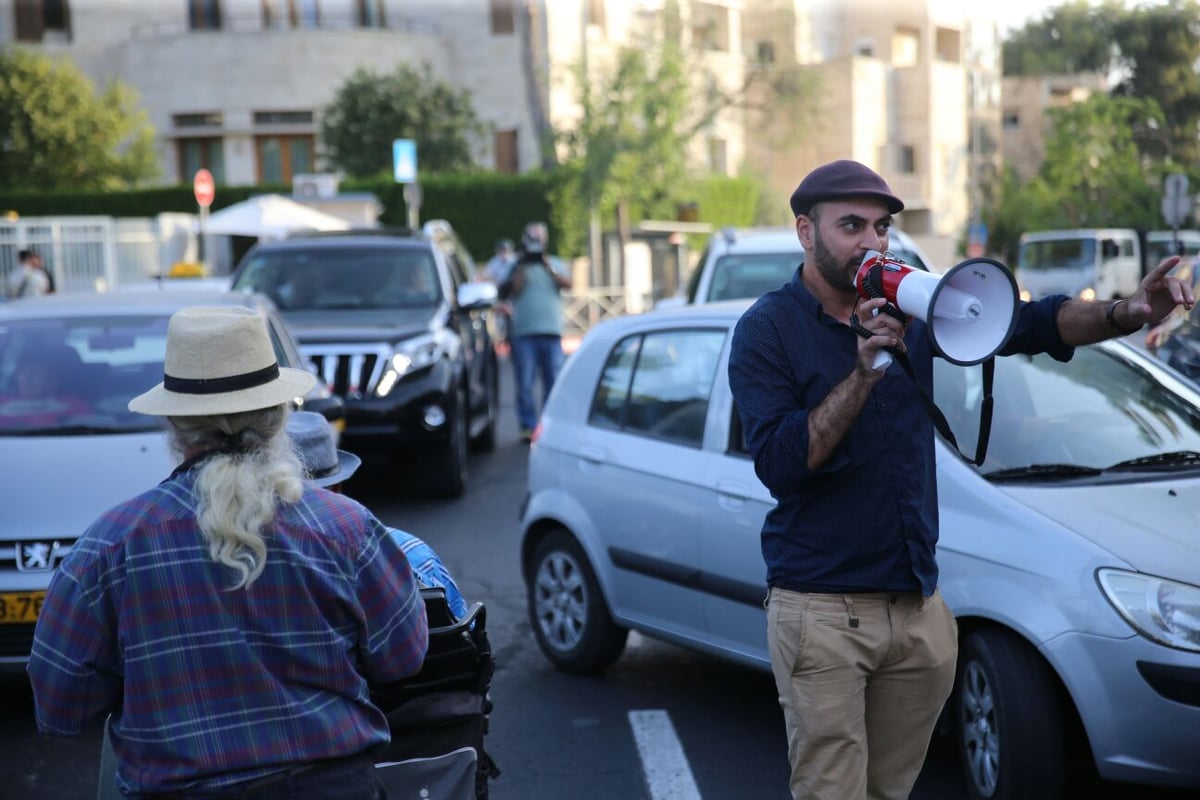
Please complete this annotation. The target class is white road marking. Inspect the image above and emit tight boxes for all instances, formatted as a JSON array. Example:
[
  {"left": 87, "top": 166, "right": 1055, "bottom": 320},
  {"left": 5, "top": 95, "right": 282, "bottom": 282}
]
[{"left": 628, "top": 709, "right": 702, "bottom": 800}]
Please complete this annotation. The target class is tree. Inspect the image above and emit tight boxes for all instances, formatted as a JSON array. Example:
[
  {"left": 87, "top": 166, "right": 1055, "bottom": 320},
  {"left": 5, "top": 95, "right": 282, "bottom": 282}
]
[
  {"left": 0, "top": 49, "right": 158, "bottom": 190},
  {"left": 983, "top": 94, "right": 1164, "bottom": 262},
  {"left": 1110, "top": 0, "right": 1200, "bottom": 164},
  {"left": 1001, "top": 2, "right": 1119, "bottom": 77},
  {"left": 553, "top": 1, "right": 815, "bottom": 259},
  {"left": 320, "top": 64, "right": 485, "bottom": 178}
]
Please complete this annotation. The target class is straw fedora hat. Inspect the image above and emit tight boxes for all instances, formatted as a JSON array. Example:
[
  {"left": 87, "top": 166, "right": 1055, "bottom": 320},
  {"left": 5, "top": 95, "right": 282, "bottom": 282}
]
[
  {"left": 129, "top": 306, "right": 316, "bottom": 416},
  {"left": 287, "top": 411, "right": 361, "bottom": 488}
]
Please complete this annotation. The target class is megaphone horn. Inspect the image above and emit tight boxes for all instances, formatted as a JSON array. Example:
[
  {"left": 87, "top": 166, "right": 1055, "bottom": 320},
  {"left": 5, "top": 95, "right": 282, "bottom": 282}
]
[{"left": 855, "top": 251, "right": 1019, "bottom": 368}]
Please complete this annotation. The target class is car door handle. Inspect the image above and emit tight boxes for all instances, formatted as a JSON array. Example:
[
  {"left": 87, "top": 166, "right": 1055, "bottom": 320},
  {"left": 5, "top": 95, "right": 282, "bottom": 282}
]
[
  {"left": 716, "top": 480, "right": 751, "bottom": 510},
  {"left": 578, "top": 446, "right": 605, "bottom": 464}
]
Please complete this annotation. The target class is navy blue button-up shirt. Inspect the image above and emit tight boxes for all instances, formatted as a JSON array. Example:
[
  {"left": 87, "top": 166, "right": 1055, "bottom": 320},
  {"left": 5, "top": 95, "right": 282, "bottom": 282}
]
[{"left": 728, "top": 267, "right": 1072, "bottom": 596}]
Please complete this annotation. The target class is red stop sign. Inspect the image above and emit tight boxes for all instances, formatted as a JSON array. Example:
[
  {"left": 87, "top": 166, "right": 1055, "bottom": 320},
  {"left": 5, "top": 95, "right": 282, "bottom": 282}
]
[{"left": 193, "top": 169, "right": 215, "bottom": 208}]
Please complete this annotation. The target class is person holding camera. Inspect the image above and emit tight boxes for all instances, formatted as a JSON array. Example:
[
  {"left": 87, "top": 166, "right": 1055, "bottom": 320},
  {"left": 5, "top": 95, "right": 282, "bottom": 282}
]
[
  {"left": 727, "top": 159, "right": 1193, "bottom": 800},
  {"left": 499, "top": 221, "right": 571, "bottom": 442}
]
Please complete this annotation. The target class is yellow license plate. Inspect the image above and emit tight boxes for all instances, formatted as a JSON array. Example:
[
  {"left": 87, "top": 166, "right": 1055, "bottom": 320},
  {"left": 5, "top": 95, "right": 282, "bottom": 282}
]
[{"left": 0, "top": 591, "right": 45, "bottom": 624}]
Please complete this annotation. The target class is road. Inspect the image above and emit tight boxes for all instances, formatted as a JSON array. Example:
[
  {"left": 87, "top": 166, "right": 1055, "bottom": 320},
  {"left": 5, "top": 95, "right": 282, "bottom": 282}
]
[{"left": 0, "top": 355, "right": 1194, "bottom": 799}]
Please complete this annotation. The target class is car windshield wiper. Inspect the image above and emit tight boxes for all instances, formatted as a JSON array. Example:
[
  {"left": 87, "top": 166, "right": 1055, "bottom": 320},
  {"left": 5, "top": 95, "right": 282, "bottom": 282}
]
[
  {"left": 1105, "top": 451, "right": 1200, "bottom": 472},
  {"left": 983, "top": 463, "right": 1104, "bottom": 482}
]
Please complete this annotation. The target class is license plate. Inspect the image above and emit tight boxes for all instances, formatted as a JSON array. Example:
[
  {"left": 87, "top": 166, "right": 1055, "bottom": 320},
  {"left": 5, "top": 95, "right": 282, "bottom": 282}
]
[{"left": 0, "top": 591, "right": 45, "bottom": 624}]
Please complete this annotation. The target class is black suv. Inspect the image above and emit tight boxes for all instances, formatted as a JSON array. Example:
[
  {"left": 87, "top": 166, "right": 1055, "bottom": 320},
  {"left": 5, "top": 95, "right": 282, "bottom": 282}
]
[{"left": 230, "top": 221, "right": 499, "bottom": 497}]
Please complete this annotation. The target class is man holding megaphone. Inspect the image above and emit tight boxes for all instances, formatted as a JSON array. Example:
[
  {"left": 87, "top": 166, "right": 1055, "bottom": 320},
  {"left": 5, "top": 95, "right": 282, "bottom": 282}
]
[{"left": 727, "top": 159, "right": 1194, "bottom": 800}]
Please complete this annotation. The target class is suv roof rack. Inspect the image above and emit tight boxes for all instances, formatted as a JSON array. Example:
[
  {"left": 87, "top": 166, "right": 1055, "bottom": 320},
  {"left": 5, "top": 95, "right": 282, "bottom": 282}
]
[{"left": 285, "top": 226, "right": 418, "bottom": 239}]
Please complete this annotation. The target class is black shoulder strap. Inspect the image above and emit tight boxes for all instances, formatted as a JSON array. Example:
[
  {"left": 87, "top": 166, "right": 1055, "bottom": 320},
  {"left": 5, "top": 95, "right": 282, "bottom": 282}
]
[
  {"left": 892, "top": 350, "right": 995, "bottom": 467},
  {"left": 850, "top": 312, "right": 995, "bottom": 467}
]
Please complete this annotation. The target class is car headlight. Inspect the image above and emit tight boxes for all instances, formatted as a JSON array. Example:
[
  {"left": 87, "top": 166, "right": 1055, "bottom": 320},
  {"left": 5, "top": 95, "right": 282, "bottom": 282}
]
[
  {"left": 375, "top": 333, "right": 443, "bottom": 397},
  {"left": 1097, "top": 568, "right": 1200, "bottom": 652}
]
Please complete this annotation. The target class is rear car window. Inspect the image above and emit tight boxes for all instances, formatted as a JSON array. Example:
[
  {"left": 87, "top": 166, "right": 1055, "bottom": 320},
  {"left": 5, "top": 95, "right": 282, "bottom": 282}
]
[{"left": 588, "top": 328, "right": 726, "bottom": 447}]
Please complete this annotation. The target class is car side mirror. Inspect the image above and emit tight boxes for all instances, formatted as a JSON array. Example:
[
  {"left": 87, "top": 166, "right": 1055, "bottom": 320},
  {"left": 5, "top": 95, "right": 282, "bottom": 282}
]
[{"left": 458, "top": 281, "right": 498, "bottom": 310}]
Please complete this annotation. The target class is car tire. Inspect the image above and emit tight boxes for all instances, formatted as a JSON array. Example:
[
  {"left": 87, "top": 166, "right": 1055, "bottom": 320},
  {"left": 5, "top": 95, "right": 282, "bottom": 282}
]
[
  {"left": 952, "top": 628, "right": 1065, "bottom": 800},
  {"left": 470, "top": 355, "right": 498, "bottom": 453},
  {"left": 527, "top": 529, "right": 628, "bottom": 674},
  {"left": 427, "top": 383, "right": 468, "bottom": 498}
]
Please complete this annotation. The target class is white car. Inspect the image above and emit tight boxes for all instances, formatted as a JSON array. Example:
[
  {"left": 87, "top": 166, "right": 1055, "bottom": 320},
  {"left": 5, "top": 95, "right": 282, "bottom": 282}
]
[
  {"left": 520, "top": 300, "right": 1200, "bottom": 798},
  {"left": 658, "top": 225, "right": 934, "bottom": 308},
  {"left": 0, "top": 289, "right": 340, "bottom": 669}
]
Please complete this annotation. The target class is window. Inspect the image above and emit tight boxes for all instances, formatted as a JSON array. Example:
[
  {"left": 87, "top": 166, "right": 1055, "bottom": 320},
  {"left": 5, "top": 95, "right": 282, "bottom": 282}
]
[
  {"left": 490, "top": 0, "right": 514, "bottom": 34},
  {"left": 178, "top": 138, "right": 225, "bottom": 183},
  {"left": 253, "top": 110, "right": 315, "bottom": 125},
  {"left": 589, "top": 329, "right": 726, "bottom": 448},
  {"left": 691, "top": 3, "right": 730, "bottom": 52},
  {"left": 754, "top": 40, "right": 775, "bottom": 65},
  {"left": 261, "top": 0, "right": 288, "bottom": 27},
  {"left": 494, "top": 129, "right": 518, "bottom": 174},
  {"left": 1002, "top": 111, "right": 1020, "bottom": 129},
  {"left": 188, "top": 0, "right": 222, "bottom": 30},
  {"left": 14, "top": 0, "right": 71, "bottom": 41},
  {"left": 294, "top": 0, "right": 318, "bottom": 27},
  {"left": 899, "top": 145, "right": 916, "bottom": 174},
  {"left": 256, "top": 135, "right": 315, "bottom": 184},
  {"left": 935, "top": 27, "right": 961, "bottom": 63},
  {"left": 586, "top": 0, "right": 606, "bottom": 31},
  {"left": 708, "top": 138, "right": 728, "bottom": 175},
  {"left": 358, "top": 0, "right": 384, "bottom": 27},
  {"left": 893, "top": 27, "right": 919, "bottom": 67},
  {"left": 173, "top": 112, "right": 223, "bottom": 128}
]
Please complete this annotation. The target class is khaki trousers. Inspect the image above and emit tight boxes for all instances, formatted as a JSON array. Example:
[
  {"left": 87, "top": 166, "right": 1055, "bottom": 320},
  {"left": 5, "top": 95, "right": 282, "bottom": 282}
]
[{"left": 766, "top": 588, "right": 958, "bottom": 800}]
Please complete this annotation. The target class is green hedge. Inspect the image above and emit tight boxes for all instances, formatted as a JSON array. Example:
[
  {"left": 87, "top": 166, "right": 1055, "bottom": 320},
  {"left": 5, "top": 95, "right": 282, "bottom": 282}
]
[{"left": 0, "top": 171, "right": 761, "bottom": 264}]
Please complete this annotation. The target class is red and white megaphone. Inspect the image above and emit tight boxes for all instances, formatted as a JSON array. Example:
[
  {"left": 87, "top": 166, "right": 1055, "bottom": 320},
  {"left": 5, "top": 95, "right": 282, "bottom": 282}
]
[{"left": 855, "top": 251, "right": 1018, "bottom": 370}]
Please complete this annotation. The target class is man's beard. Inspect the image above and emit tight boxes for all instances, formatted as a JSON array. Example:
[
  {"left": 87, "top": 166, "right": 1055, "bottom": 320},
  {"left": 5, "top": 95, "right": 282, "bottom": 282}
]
[{"left": 812, "top": 233, "right": 860, "bottom": 294}]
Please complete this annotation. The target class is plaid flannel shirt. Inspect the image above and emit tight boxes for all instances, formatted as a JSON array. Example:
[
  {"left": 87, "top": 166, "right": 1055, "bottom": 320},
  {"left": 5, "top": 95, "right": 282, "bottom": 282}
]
[{"left": 27, "top": 466, "right": 428, "bottom": 796}]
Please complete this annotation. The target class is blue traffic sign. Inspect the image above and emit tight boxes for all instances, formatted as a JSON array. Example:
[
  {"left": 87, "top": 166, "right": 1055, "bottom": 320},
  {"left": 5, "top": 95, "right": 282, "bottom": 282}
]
[{"left": 393, "top": 138, "right": 417, "bottom": 183}]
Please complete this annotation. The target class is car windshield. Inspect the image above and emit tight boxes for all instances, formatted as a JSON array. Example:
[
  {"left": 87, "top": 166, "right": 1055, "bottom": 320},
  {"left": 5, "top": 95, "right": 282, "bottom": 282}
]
[
  {"left": 707, "top": 254, "right": 799, "bottom": 302},
  {"left": 933, "top": 345, "right": 1200, "bottom": 476},
  {"left": 0, "top": 316, "right": 174, "bottom": 435},
  {"left": 1019, "top": 238, "right": 1096, "bottom": 272},
  {"left": 705, "top": 242, "right": 928, "bottom": 303},
  {"left": 232, "top": 247, "right": 442, "bottom": 310}
]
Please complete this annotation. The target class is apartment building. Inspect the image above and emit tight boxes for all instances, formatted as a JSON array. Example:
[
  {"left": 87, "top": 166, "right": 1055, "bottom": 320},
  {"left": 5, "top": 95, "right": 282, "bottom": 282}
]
[
  {"left": 4, "top": 0, "right": 1014, "bottom": 263},
  {"left": 0, "top": 0, "right": 747, "bottom": 187},
  {"left": 1001, "top": 72, "right": 1108, "bottom": 182},
  {"left": 739, "top": 0, "right": 1003, "bottom": 264}
]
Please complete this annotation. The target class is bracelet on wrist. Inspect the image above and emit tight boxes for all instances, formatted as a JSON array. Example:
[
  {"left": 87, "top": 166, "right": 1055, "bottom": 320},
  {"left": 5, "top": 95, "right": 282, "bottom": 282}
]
[{"left": 1105, "top": 300, "right": 1141, "bottom": 336}]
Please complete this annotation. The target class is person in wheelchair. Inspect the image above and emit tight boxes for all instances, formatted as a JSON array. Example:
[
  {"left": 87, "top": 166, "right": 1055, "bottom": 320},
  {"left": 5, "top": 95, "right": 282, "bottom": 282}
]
[
  {"left": 287, "top": 411, "right": 499, "bottom": 799},
  {"left": 287, "top": 411, "right": 468, "bottom": 619}
]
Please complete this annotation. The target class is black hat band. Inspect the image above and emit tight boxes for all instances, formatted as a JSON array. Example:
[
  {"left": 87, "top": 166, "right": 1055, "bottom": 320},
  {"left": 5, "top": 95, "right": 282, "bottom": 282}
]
[{"left": 163, "top": 363, "right": 280, "bottom": 395}]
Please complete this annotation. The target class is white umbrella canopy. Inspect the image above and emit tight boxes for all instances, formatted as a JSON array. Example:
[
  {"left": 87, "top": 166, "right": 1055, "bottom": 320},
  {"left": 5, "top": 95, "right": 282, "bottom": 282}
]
[{"left": 197, "top": 194, "right": 352, "bottom": 239}]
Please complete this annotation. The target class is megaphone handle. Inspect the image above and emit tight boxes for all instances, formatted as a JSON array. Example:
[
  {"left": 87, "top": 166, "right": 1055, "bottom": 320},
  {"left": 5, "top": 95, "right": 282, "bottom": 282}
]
[{"left": 850, "top": 311, "right": 898, "bottom": 371}]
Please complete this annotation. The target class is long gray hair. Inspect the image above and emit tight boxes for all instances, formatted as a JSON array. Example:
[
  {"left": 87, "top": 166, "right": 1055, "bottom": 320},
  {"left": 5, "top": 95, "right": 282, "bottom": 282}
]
[{"left": 166, "top": 405, "right": 304, "bottom": 590}]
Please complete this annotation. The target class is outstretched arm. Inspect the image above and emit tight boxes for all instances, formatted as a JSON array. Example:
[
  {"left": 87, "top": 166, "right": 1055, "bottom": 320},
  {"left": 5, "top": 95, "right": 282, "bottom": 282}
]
[{"left": 1056, "top": 256, "right": 1194, "bottom": 346}]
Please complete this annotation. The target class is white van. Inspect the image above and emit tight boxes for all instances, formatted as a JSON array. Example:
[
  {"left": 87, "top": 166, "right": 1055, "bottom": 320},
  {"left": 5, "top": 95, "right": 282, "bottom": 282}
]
[{"left": 1016, "top": 228, "right": 1142, "bottom": 301}]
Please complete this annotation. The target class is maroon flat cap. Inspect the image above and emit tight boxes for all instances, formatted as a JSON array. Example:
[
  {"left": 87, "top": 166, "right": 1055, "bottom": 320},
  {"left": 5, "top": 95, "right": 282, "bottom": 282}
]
[{"left": 789, "top": 160, "right": 905, "bottom": 217}]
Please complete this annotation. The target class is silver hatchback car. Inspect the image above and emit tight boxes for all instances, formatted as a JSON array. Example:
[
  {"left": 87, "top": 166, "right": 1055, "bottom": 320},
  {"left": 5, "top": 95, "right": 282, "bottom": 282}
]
[{"left": 520, "top": 300, "right": 1200, "bottom": 798}]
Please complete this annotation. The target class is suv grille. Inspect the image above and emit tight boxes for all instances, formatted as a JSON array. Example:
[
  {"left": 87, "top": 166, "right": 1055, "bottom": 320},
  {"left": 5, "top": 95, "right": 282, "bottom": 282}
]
[{"left": 302, "top": 344, "right": 392, "bottom": 398}]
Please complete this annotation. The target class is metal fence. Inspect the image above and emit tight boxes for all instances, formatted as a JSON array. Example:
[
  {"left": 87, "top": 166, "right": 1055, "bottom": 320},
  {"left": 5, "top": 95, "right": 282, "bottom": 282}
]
[{"left": 0, "top": 215, "right": 200, "bottom": 295}]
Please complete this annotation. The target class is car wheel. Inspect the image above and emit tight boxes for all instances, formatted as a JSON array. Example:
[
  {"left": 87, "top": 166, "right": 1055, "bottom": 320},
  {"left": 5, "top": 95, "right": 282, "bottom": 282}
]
[
  {"left": 527, "top": 529, "right": 628, "bottom": 674},
  {"left": 953, "top": 629, "right": 1065, "bottom": 800},
  {"left": 469, "top": 354, "right": 498, "bottom": 453},
  {"left": 428, "top": 383, "right": 468, "bottom": 498}
]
